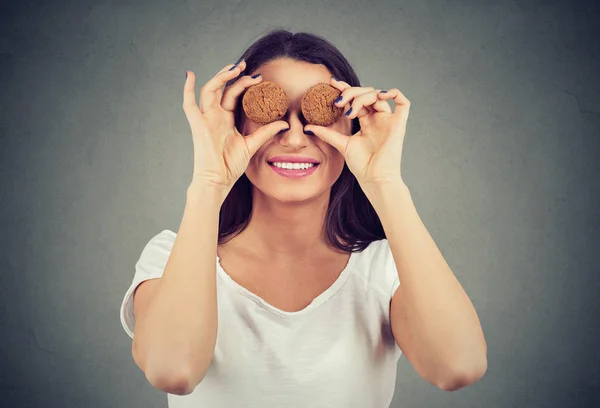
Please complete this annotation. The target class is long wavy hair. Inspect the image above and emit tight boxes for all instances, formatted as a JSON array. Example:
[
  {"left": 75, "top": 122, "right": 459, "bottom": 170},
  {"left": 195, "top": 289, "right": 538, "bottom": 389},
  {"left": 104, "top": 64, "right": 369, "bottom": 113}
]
[{"left": 220, "top": 29, "right": 385, "bottom": 252}]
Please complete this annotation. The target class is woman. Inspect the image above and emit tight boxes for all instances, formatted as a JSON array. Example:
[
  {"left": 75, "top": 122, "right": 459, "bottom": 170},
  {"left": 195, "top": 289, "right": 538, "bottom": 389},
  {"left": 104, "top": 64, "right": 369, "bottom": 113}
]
[{"left": 120, "top": 29, "right": 487, "bottom": 407}]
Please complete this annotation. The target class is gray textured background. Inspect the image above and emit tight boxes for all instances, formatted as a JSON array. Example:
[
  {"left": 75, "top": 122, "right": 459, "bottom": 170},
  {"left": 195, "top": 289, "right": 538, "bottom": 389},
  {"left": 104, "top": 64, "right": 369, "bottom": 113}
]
[{"left": 1, "top": 0, "right": 599, "bottom": 407}]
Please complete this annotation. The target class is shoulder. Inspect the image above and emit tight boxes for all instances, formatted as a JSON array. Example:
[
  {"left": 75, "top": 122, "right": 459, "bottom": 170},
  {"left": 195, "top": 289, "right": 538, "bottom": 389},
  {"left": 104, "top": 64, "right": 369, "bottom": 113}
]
[
  {"left": 142, "top": 229, "right": 176, "bottom": 251},
  {"left": 352, "top": 239, "right": 399, "bottom": 297},
  {"left": 136, "top": 229, "right": 177, "bottom": 268},
  {"left": 354, "top": 239, "right": 394, "bottom": 266}
]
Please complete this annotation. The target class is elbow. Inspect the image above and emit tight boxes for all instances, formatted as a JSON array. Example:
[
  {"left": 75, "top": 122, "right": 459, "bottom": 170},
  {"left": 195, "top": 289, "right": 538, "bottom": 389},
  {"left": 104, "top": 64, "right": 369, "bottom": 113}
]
[
  {"left": 437, "top": 356, "right": 488, "bottom": 392},
  {"left": 132, "top": 338, "right": 210, "bottom": 395},
  {"left": 132, "top": 334, "right": 212, "bottom": 395},
  {"left": 141, "top": 350, "right": 208, "bottom": 396},
  {"left": 144, "top": 355, "right": 213, "bottom": 395},
  {"left": 145, "top": 366, "right": 198, "bottom": 396}
]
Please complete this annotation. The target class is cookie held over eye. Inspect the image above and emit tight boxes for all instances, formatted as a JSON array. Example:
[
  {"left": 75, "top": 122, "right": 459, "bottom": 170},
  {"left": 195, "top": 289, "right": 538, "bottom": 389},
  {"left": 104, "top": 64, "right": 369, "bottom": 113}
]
[
  {"left": 242, "top": 81, "right": 289, "bottom": 125},
  {"left": 301, "top": 83, "right": 344, "bottom": 127}
]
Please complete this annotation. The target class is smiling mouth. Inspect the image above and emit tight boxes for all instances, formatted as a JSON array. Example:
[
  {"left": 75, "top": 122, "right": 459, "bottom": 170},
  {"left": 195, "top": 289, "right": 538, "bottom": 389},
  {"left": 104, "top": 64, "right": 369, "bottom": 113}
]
[{"left": 267, "top": 162, "right": 320, "bottom": 170}]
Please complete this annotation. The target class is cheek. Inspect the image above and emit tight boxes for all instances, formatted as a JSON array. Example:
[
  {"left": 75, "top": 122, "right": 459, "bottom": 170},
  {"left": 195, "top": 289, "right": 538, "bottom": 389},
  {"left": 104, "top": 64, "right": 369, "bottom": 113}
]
[
  {"left": 246, "top": 140, "right": 272, "bottom": 175},
  {"left": 330, "top": 150, "right": 346, "bottom": 172},
  {"left": 318, "top": 142, "right": 345, "bottom": 172},
  {"left": 334, "top": 116, "right": 353, "bottom": 136},
  {"left": 244, "top": 159, "right": 262, "bottom": 188},
  {"left": 241, "top": 116, "right": 259, "bottom": 136},
  {"left": 325, "top": 123, "right": 349, "bottom": 164}
]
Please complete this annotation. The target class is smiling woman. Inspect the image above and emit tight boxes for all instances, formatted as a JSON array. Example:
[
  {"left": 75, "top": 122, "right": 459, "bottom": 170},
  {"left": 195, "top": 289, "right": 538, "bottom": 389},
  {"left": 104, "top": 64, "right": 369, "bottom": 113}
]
[
  {"left": 220, "top": 33, "right": 384, "bottom": 249},
  {"left": 119, "top": 28, "right": 486, "bottom": 408}
]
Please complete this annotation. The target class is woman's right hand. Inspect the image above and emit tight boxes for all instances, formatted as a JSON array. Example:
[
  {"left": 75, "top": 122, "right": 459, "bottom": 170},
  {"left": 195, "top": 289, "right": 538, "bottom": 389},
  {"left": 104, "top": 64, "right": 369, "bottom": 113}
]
[{"left": 182, "top": 60, "right": 289, "bottom": 196}]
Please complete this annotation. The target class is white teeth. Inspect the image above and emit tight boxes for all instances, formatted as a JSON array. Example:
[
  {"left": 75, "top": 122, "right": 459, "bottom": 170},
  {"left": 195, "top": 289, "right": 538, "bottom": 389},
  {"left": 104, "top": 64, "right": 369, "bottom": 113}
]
[{"left": 271, "top": 162, "right": 316, "bottom": 170}]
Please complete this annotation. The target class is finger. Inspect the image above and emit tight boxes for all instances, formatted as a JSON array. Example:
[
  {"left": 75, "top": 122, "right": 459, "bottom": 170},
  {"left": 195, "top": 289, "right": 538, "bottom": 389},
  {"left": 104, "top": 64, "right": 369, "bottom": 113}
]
[
  {"left": 333, "top": 85, "right": 376, "bottom": 109},
  {"left": 344, "top": 89, "right": 384, "bottom": 120},
  {"left": 221, "top": 73, "right": 263, "bottom": 112},
  {"left": 329, "top": 76, "right": 352, "bottom": 91},
  {"left": 183, "top": 70, "right": 199, "bottom": 109},
  {"left": 343, "top": 105, "right": 371, "bottom": 120},
  {"left": 199, "top": 60, "right": 247, "bottom": 112},
  {"left": 304, "top": 125, "right": 350, "bottom": 155},
  {"left": 245, "top": 120, "right": 290, "bottom": 157},
  {"left": 333, "top": 86, "right": 376, "bottom": 120},
  {"left": 377, "top": 88, "right": 411, "bottom": 118},
  {"left": 372, "top": 97, "right": 393, "bottom": 113}
]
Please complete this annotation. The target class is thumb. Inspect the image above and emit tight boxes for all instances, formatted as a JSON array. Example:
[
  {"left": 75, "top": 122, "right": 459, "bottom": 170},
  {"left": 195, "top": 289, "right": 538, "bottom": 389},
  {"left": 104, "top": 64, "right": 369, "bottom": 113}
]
[
  {"left": 305, "top": 125, "right": 350, "bottom": 155},
  {"left": 245, "top": 120, "right": 289, "bottom": 156}
]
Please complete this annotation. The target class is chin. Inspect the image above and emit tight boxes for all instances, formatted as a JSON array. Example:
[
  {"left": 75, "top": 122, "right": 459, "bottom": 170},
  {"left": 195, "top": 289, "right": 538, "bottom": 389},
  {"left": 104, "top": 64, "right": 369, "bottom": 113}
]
[{"left": 263, "top": 185, "right": 328, "bottom": 204}]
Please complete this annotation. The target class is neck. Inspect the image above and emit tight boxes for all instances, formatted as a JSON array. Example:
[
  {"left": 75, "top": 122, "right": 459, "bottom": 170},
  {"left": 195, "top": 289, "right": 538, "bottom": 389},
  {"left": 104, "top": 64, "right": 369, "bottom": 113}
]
[{"left": 239, "top": 188, "right": 333, "bottom": 262}]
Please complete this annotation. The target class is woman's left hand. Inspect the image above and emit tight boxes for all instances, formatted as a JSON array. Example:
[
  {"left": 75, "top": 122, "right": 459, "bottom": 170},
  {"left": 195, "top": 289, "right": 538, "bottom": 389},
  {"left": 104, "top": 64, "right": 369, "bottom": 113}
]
[{"left": 304, "top": 77, "right": 410, "bottom": 188}]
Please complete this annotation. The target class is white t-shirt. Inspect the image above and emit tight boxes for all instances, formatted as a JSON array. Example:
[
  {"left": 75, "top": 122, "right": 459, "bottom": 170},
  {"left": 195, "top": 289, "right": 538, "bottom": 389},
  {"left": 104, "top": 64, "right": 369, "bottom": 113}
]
[{"left": 120, "top": 229, "right": 403, "bottom": 407}]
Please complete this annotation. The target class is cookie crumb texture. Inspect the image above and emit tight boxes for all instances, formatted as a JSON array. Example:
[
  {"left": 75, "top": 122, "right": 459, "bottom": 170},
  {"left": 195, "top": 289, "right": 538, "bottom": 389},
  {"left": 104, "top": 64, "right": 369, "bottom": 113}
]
[
  {"left": 301, "top": 83, "right": 343, "bottom": 126},
  {"left": 242, "top": 82, "right": 289, "bottom": 125}
]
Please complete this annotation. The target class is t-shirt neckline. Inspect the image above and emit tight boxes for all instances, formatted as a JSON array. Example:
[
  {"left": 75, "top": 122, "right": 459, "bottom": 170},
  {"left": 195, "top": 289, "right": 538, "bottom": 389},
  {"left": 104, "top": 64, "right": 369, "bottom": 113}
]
[{"left": 216, "top": 250, "right": 357, "bottom": 318}]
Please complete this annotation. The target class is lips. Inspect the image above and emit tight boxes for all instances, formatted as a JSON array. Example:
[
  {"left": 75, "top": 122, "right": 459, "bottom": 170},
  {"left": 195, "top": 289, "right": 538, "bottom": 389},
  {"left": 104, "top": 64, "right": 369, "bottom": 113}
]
[
  {"left": 267, "top": 155, "right": 320, "bottom": 164},
  {"left": 267, "top": 161, "right": 320, "bottom": 178}
]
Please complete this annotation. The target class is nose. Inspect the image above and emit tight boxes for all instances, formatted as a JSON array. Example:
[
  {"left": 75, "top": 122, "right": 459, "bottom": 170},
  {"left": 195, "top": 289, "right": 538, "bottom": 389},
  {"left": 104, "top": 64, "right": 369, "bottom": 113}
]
[{"left": 277, "top": 110, "right": 311, "bottom": 148}]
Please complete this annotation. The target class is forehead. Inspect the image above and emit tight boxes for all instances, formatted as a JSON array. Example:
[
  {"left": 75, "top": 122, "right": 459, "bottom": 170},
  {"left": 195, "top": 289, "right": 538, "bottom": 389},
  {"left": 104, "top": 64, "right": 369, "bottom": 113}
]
[{"left": 251, "top": 58, "right": 332, "bottom": 104}]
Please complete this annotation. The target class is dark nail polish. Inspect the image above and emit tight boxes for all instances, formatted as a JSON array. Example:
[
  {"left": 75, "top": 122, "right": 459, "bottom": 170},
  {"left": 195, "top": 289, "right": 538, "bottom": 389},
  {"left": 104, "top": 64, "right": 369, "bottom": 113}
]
[
  {"left": 345, "top": 107, "right": 353, "bottom": 116},
  {"left": 380, "top": 90, "right": 388, "bottom": 93},
  {"left": 331, "top": 76, "right": 338, "bottom": 81},
  {"left": 333, "top": 96, "right": 343, "bottom": 104},
  {"left": 185, "top": 70, "right": 189, "bottom": 79},
  {"left": 251, "top": 73, "right": 261, "bottom": 79},
  {"left": 304, "top": 130, "right": 315, "bottom": 136},
  {"left": 229, "top": 58, "right": 244, "bottom": 71}
]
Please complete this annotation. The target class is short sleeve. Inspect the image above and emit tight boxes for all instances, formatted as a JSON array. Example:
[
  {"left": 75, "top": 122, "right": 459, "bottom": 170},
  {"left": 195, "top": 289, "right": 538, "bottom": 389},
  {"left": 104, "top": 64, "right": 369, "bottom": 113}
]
[
  {"left": 390, "top": 273, "right": 400, "bottom": 297},
  {"left": 363, "top": 238, "right": 401, "bottom": 299},
  {"left": 380, "top": 239, "right": 401, "bottom": 298},
  {"left": 119, "top": 229, "right": 177, "bottom": 339}
]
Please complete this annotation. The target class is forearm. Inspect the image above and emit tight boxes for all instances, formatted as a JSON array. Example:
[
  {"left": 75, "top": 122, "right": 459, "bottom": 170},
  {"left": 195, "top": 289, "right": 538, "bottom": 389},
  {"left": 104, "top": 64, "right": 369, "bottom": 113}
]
[
  {"left": 135, "top": 182, "right": 223, "bottom": 392},
  {"left": 364, "top": 181, "right": 487, "bottom": 378}
]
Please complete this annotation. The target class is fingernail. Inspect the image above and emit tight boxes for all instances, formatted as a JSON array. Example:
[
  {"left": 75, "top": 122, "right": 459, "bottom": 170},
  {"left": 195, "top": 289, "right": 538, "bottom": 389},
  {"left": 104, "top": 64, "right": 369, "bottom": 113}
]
[
  {"left": 304, "top": 130, "right": 314, "bottom": 135},
  {"left": 185, "top": 69, "right": 189, "bottom": 79},
  {"left": 229, "top": 58, "right": 244, "bottom": 71},
  {"left": 331, "top": 76, "right": 338, "bottom": 81},
  {"left": 380, "top": 90, "right": 388, "bottom": 93},
  {"left": 333, "top": 96, "right": 343, "bottom": 104},
  {"left": 345, "top": 107, "right": 353, "bottom": 116},
  {"left": 251, "top": 73, "right": 261, "bottom": 79}
]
